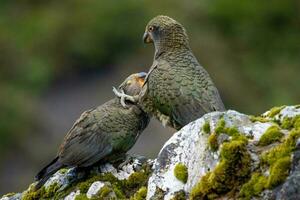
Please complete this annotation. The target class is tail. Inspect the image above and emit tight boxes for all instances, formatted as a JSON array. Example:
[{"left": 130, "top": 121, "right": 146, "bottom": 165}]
[{"left": 34, "top": 157, "right": 63, "bottom": 190}]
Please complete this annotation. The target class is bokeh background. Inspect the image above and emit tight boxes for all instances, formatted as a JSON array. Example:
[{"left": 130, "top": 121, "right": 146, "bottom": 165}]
[{"left": 0, "top": 0, "right": 299, "bottom": 194}]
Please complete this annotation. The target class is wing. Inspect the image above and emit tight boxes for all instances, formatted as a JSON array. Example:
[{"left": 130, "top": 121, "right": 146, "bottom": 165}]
[
  {"left": 58, "top": 108, "right": 113, "bottom": 167},
  {"left": 145, "top": 58, "right": 225, "bottom": 128}
]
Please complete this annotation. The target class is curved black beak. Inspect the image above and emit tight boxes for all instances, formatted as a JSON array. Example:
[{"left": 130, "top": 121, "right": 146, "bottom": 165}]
[{"left": 143, "top": 32, "right": 152, "bottom": 43}]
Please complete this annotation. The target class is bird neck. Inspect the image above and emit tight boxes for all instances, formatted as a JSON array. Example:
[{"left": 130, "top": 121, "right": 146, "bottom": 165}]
[{"left": 154, "top": 36, "right": 190, "bottom": 59}]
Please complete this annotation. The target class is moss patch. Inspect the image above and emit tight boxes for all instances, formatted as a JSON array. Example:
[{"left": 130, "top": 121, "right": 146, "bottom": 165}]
[
  {"left": 59, "top": 168, "right": 68, "bottom": 174},
  {"left": 91, "top": 185, "right": 114, "bottom": 199},
  {"left": 130, "top": 186, "right": 147, "bottom": 200},
  {"left": 74, "top": 194, "right": 88, "bottom": 200},
  {"left": 208, "top": 133, "right": 219, "bottom": 151},
  {"left": 267, "top": 156, "right": 291, "bottom": 188},
  {"left": 250, "top": 115, "right": 270, "bottom": 123},
  {"left": 258, "top": 125, "right": 284, "bottom": 146},
  {"left": 174, "top": 163, "right": 188, "bottom": 183},
  {"left": 215, "top": 118, "right": 226, "bottom": 134},
  {"left": 213, "top": 118, "right": 242, "bottom": 138},
  {"left": 170, "top": 190, "right": 186, "bottom": 200},
  {"left": 281, "top": 115, "right": 300, "bottom": 130},
  {"left": 267, "top": 106, "right": 285, "bottom": 118},
  {"left": 261, "top": 129, "right": 300, "bottom": 166},
  {"left": 259, "top": 128, "right": 300, "bottom": 190},
  {"left": 202, "top": 121, "right": 211, "bottom": 134},
  {"left": 22, "top": 182, "right": 60, "bottom": 200},
  {"left": 239, "top": 173, "right": 267, "bottom": 199},
  {"left": 190, "top": 136, "right": 251, "bottom": 199}
]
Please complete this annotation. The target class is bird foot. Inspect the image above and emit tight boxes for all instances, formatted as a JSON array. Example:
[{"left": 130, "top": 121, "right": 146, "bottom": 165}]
[
  {"left": 112, "top": 87, "right": 137, "bottom": 108},
  {"left": 158, "top": 113, "right": 170, "bottom": 127}
]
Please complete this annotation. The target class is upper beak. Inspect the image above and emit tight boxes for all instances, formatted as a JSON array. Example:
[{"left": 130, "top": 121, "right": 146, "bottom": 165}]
[{"left": 143, "top": 32, "right": 152, "bottom": 43}]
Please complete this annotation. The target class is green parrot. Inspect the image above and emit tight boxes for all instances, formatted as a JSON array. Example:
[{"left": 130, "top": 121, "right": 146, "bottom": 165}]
[
  {"left": 35, "top": 72, "right": 150, "bottom": 190},
  {"left": 114, "top": 15, "right": 225, "bottom": 130}
]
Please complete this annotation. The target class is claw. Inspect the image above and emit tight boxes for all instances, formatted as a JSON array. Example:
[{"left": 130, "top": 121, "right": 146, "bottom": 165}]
[
  {"left": 112, "top": 87, "right": 137, "bottom": 108},
  {"left": 113, "top": 87, "right": 128, "bottom": 108}
]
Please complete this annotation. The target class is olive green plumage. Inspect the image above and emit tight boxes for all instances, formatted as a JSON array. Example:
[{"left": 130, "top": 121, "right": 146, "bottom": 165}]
[
  {"left": 140, "top": 15, "right": 225, "bottom": 130},
  {"left": 35, "top": 73, "right": 149, "bottom": 190}
]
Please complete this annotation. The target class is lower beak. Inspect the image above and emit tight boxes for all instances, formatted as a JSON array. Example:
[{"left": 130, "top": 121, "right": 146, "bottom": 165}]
[{"left": 143, "top": 32, "right": 152, "bottom": 43}]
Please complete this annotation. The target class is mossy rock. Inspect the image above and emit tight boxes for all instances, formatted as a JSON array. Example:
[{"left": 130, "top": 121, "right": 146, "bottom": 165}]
[
  {"left": 258, "top": 125, "right": 284, "bottom": 146},
  {"left": 191, "top": 134, "right": 251, "bottom": 199},
  {"left": 239, "top": 173, "right": 267, "bottom": 199}
]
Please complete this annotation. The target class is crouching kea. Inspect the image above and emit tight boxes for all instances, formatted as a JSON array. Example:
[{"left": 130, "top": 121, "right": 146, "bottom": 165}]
[{"left": 34, "top": 72, "right": 150, "bottom": 190}]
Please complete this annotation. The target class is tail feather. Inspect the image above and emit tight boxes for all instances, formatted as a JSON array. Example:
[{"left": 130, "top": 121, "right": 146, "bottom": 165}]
[{"left": 34, "top": 157, "right": 63, "bottom": 190}]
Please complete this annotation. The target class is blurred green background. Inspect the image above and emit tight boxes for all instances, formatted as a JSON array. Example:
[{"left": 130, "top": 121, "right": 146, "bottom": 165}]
[{"left": 0, "top": 0, "right": 299, "bottom": 194}]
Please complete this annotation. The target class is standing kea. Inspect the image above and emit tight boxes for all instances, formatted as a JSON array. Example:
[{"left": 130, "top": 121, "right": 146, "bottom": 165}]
[
  {"left": 35, "top": 72, "right": 150, "bottom": 190},
  {"left": 115, "top": 15, "right": 225, "bottom": 130}
]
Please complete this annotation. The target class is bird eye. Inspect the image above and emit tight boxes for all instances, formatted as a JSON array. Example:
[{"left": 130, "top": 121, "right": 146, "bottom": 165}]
[
  {"left": 148, "top": 26, "right": 154, "bottom": 32},
  {"left": 126, "top": 80, "right": 132, "bottom": 85}
]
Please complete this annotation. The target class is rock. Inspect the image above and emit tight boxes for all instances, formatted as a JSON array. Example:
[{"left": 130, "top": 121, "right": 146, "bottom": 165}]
[
  {"left": 2, "top": 156, "right": 152, "bottom": 200},
  {"left": 147, "top": 106, "right": 300, "bottom": 199},
  {"left": 86, "top": 181, "right": 105, "bottom": 198},
  {"left": 63, "top": 190, "right": 80, "bottom": 200},
  {"left": 1, "top": 105, "right": 300, "bottom": 200}
]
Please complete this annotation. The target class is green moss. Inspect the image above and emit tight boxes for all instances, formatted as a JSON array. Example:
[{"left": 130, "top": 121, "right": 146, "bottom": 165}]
[
  {"left": 45, "top": 183, "right": 60, "bottom": 198},
  {"left": 250, "top": 115, "right": 270, "bottom": 123},
  {"left": 281, "top": 115, "right": 300, "bottom": 130},
  {"left": 22, "top": 186, "right": 44, "bottom": 200},
  {"left": 170, "top": 190, "right": 186, "bottom": 200},
  {"left": 77, "top": 175, "right": 106, "bottom": 194},
  {"left": 126, "top": 170, "right": 149, "bottom": 190},
  {"left": 51, "top": 162, "right": 151, "bottom": 199},
  {"left": 59, "top": 168, "right": 68, "bottom": 174},
  {"left": 202, "top": 122, "right": 211, "bottom": 134},
  {"left": 256, "top": 129, "right": 300, "bottom": 191},
  {"left": 295, "top": 117, "right": 300, "bottom": 129},
  {"left": 215, "top": 118, "right": 226, "bottom": 134},
  {"left": 214, "top": 118, "right": 242, "bottom": 139},
  {"left": 239, "top": 173, "right": 267, "bottom": 199},
  {"left": 267, "top": 106, "right": 285, "bottom": 118},
  {"left": 190, "top": 137, "right": 251, "bottom": 199},
  {"left": 113, "top": 187, "right": 126, "bottom": 199},
  {"left": 130, "top": 186, "right": 147, "bottom": 200},
  {"left": 267, "top": 156, "right": 291, "bottom": 188},
  {"left": 208, "top": 133, "right": 219, "bottom": 151},
  {"left": 258, "top": 125, "right": 284, "bottom": 146},
  {"left": 261, "top": 129, "right": 300, "bottom": 166},
  {"left": 281, "top": 117, "right": 293, "bottom": 129},
  {"left": 226, "top": 126, "right": 239, "bottom": 137},
  {"left": 22, "top": 182, "right": 60, "bottom": 200},
  {"left": 95, "top": 185, "right": 113, "bottom": 198},
  {"left": 174, "top": 163, "right": 188, "bottom": 183},
  {"left": 74, "top": 194, "right": 89, "bottom": 200}
]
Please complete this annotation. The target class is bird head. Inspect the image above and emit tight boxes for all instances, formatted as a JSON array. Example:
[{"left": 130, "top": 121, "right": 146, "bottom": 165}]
[
  {"left": 119, "top": 72, "right": 147, "bottom": 96},
  {"left": 143, "top": 15, "right": 189, "bottom": 53}
]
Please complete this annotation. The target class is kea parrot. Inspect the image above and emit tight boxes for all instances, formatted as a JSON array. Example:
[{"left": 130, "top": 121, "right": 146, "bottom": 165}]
[
  {"left": 114, "top": 15, "right": 225, "bottom": 130},
  {"left": 35, "top": 72, "right": 150, "bottom": 190}
]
